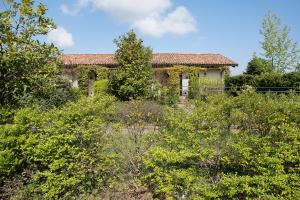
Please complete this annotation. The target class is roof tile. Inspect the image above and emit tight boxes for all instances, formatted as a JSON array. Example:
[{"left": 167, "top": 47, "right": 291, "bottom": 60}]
[{"left": 60, "top": 53, "right": 238, "bottom": 67}]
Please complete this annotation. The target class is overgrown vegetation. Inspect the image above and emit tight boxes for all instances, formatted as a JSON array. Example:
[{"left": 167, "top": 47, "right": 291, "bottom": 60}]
[
  {"left": 142, "top": 91, "right": 300, "bottom": 199},
  {"left": 1, "top": 1, "right": 299, "bottom": 199},
  {"left": 1, "top": 88, "right": 299, "bottom": 199}
]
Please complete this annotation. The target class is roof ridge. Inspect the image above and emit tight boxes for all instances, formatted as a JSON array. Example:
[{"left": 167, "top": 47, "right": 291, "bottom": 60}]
[
  {"left": 61, "top": 53, "right": 238, "bottom": 66},
  {"left": 153, "top": 53, "right": 221, "bottom": 55},
  {"left": 62, "top": 53, "right": 114, "bottom": 55},
  {"left": 62, "top": 53, "right": 222, "bottom": 55}
]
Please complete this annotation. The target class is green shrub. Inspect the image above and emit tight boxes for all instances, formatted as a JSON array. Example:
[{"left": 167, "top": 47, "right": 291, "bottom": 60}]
[
  {"left": 94, "top": 79, "right": 109, "bottom": 95},
  {"left": 0, "top": 93, "right": 120, "bottom": 199},
  {"left": 18, "top": 77, "right": 79, "bottom": 109},
  {"left": 159, "top": 84, "right": 179, "bottom": 106},
  {"left": 1, "top": 87, "right": 299, "bottom": 199},
  {"left": 225, "top": 72, "right": 300, "bottom": 94},
  {"left": 0, "top": 107, "right": 15, "bottom": 124},
  {"left": 115, "top": 100, "right": 164, "bottom": 125},
  {"left": 245, "top": 57, "right": 272, "bottom": 75},
  {"left": 142, "top": 92, "right": 300, "bottom": 199},
  {"left": 189, "top": 77, "right": 225, "bottom": 99},
  {"left": 76, "top": 67, "right": 109, "bottom": 96}
]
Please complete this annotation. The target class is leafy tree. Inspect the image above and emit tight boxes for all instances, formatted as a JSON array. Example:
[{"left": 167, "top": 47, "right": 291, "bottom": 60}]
[
  {"left": 260, "top": 11, "right": 300, "bottom": 72},
  {"left": 245, "top": 56, "right": 272, "bottom": 75},
  {"left": 0, "top": 0, "right": 75, "bottom": 108},
  {"left": 108, "top": 30, "right": 153, "bottom": 100}
]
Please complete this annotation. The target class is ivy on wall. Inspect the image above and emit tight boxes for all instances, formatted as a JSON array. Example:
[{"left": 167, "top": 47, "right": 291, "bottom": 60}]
[
  {"left": 61, "top": 65, "right": 110, "bottom": 95},
  {"left": 154, "top": 65, "right": 227, "bottom": 95},
  {"left": 189, "top": 76, "right": 225, "bottom": 99},
  {"left": 75, "top": 65, "right": 110, "bottom": 95},
  {"left": 62, "top": 65, "right": 228, "bottom": 97}
]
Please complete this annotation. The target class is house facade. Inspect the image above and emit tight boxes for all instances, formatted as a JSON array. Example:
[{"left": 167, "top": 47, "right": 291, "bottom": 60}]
[{"left": 60, "top": 53, "right": 238, "bottom": 96}]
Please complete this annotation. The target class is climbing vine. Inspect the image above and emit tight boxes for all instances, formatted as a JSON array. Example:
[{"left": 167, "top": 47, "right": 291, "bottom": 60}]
[
  {"left": 154, "top": 65, "right": 226, "bottom": 95},
  {"left": 63, "top": 65, "right": 110, "bottom": 95},
  {"left": 62, "top": 65, "right": 228, "bottom": 97}
]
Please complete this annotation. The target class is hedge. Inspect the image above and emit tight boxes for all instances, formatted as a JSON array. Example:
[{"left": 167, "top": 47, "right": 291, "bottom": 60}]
[{"left": 225, "top": 72, "right": 300, "bottom": 94}]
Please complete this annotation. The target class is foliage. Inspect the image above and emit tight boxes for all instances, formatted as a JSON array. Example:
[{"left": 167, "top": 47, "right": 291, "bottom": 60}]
[
  {"left": 159, "top": 84, "right": 179, "bottom": 106},
  {"left": 108, "top": 31, "right": 154, "bottom": 100},
  {"left": 94, "top": 79, "right": 109, "bottom": 95},
  {"left": 142, "top": 92, "right": 300, "bottom": 199},
  {"left": 0, "top": 107, "right": 15, "bottom": 124},
  {"left": 225, "top": 71, "right": 300, "bottom": 94},
  {"left": 154, "top": 66, "right": 225, "bottom": 102},
  {"left": 74, "top": 66, "right": 109, "bottom": 96},
  {"left": 0, "top": 93, "right": 120, "bottom": 199},
  {"left": 1, "top": 4, "right": 299, "bottom": 198},
  {"left": 260, "top": 11, "right": 300, "bottom": 72},
  {"left": 97, "top": 100, "right": 163, "bottom": 199},
  {"left": 245, "top": 56, "right": 272, "bottom": 75},
  {"left": 155, "top": 66, "right": 209, "bottom": 95},
  {"left": 17, "top": 77, "right": 79, "bottom": 108},
  {"left": 0, "top": 0, "right": 74, "bottom": 108},
  {"left": 115, "top": 100, "right": 164, "bottom": 126},
  {"left": 1, "top": 89, "right": 300, "bottom": 199},
  {"left": 189, "top": 76, "right": 224, "bottom": 99},
  {"left": 147, "top": 81, "right": 179, "bottom": 106}
]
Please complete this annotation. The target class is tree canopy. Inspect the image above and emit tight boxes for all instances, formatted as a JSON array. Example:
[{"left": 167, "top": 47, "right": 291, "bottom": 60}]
[
  {"left": 0, "top": 0, "right": 74, "bottom": 108},
  {"left": 108, "top": 30, "right": 153, "bottom": 100},
  {"left": 245, "top": 56, "right": 272, "bottom": 75},
  {"left": 260, "top": 11, "right": 300, "bottom": 72}
]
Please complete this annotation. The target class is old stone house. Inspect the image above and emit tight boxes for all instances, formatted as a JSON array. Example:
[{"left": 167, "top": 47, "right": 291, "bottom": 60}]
[{"left": 60, "top": 53, "right": 238, "bottom": 96}]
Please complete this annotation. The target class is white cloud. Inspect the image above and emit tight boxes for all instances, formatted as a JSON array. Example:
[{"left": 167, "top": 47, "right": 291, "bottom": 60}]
[
  {"left": 60, "top": 0, "right": 89, "bottom": 16},
  {"left": 133, "top": 6, "right": 197, "bottom": 37},
  {"left": 47, "top": 27, "right": 74, "bottom": 48},
  {"left": 60, "top": 4, "right": 77, "bottom": 16},
  {"left": 89, "top": 0, "right": 172, "bottom": 21},
  {"left": 61, "top": 0, "right": 197, "bottom": 37}
]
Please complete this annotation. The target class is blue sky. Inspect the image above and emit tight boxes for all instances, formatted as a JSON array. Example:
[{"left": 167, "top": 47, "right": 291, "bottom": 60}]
[{"left": 36, "top": 1, "right": 300, "bottom": 74}]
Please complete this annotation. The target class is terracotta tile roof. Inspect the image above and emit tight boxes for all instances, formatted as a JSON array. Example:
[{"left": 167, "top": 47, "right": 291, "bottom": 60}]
[{"left": 60, "top": 53, "right": 238, "bottom": 67}]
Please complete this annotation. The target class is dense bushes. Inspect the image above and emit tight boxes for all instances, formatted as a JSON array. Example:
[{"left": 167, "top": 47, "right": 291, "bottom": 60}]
[
  {"left": 225, "top": 72, "right": 300, "bottom": 93},
  {"left": 1, "top": 90, "right": 299, "bottom": 199},
  {"left": 2, "top": 1, "right": 299, "bottom": 199},
  {"left": 245, "top": 57, "right": 272, "bottom": 75},
  {"left": 0, "top": 93, "right": 119, "bottom": 199},
  {"left": 141, "top": 92, "right": 300, "bottom": 199}
]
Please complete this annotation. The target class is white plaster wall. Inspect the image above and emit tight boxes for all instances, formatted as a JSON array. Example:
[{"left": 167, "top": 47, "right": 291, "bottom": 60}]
[{"left": 199, "top": 69, "right": 223, "bottom": 79}]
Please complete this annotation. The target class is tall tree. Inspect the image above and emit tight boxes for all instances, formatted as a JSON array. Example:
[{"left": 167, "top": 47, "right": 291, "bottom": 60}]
[
  {"left": 108, "top": 30, "right": 153, "bottom": 100},
  {"left": 260, "top": 11, "right": 300, "bottom": 72},
  {"left": 0, "top": 0, "right": 72, "bottom": 108}
]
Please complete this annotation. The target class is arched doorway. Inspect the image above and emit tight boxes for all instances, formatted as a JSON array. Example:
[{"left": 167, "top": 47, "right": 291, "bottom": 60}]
[{"left": 88, "top": 70, "right": 96, "bottom": 97}]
